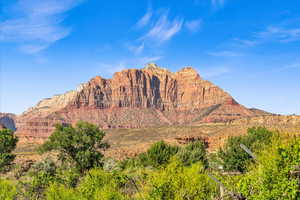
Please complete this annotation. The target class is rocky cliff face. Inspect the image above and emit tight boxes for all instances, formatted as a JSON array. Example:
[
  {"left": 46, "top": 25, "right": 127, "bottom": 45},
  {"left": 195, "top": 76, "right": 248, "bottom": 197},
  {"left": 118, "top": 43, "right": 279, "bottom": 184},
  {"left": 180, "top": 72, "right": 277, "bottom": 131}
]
[
  {"left": 0, "top": 113, "right": 16, "bottom": 131},
  {"left": 15, "top": 63, "right": 258, "bottom": 138}
]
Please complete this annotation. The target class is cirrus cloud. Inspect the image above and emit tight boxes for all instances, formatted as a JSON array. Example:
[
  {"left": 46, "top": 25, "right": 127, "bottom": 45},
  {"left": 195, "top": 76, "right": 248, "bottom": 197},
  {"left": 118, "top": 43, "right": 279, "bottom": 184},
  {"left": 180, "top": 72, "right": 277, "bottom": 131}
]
[{"left": 0, "top": 0, "right": 83, "bottom": 54}]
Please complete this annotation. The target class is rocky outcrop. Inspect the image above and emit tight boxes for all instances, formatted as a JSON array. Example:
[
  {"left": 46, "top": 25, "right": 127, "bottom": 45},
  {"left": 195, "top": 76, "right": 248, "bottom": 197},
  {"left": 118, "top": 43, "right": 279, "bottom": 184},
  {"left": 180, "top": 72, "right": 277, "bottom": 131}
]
[
  {"left": 16, "top": 63, "right": 258, "bottom": 139},
  {"left": 0, "top": 113, "right": 16, "bottom": 131}
]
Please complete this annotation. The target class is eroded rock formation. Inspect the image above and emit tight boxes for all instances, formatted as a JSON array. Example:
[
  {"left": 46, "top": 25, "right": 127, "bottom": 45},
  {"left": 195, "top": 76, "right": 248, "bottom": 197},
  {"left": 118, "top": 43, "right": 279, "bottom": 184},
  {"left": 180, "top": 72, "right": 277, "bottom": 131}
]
[{"left": 15, "top": 63, "right": 261, "bottom": 139}]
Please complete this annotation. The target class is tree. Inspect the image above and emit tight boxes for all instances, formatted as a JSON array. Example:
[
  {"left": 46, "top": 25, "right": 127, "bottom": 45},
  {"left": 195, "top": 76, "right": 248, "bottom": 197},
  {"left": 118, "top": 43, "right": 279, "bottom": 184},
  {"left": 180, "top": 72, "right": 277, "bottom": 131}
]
[
  {"left": 0, "top": 129, "right": 18, "bottom": 172},
  {"left": 39, "top": 121, "right": 109, "bottom": 173}
]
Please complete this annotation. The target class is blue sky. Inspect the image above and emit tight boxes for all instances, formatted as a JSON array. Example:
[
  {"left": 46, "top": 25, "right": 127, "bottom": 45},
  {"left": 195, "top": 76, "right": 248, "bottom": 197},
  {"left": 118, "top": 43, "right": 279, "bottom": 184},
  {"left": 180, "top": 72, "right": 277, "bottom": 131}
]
[{"left": 1, "top": 0, "right": 300, "bottom": 115}]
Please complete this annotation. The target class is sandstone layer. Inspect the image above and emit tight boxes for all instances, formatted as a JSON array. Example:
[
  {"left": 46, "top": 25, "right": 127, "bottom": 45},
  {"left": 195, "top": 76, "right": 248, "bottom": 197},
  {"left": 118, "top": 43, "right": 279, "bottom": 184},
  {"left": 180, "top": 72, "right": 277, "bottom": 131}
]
[{"left": 15, "top": 63, "right": 265, "bottom": 139}]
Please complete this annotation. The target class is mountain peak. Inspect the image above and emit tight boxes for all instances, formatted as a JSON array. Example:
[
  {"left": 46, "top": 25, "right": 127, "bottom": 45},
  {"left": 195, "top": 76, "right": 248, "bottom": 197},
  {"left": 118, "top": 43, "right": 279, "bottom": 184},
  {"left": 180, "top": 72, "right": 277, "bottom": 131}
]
[
  {"left": 176, "top": 66, "right": 199, "bottom": 78},
  {"left": 143, "top": 63, "right": 168, "bottom": 72}
]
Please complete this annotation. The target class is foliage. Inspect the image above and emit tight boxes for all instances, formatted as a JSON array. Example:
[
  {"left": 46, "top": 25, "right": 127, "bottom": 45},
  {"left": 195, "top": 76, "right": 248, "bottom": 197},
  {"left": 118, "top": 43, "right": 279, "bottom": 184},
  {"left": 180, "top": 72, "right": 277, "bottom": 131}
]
[
  {"left": 45, "top": 183, "right": 78, "bottom": 200},
  {"left": 45, "top": 169, "right": 128, "bottom": 200},
  {"left": 140, "top": 158, "right": 218, "bottom": 200},
  {"left": 0, "top": 179, "right": 17, "bottom": 200},
  {"left": 39, "top": 121, "right": 109, "bottom": 172},
  {"left": 137, "top": 141, "right": 179, "bottom": 168},
  {"left": 4, "top": 125, "right": 300, "bottom": 200},
  {"left": 176, "top": 141, "right": 207, "bottom": 167},
  {"left": 236, "top": 136, "right": 300, "bottom": 199},
  {"left": 25, "top": 159, "right": 58, "bottom": 199},
  {"left": 218, "top": 127, "right": 274, "bottom": 172},
  {"left": 0, "top": 129, "right": 18, "bottom": 172}
]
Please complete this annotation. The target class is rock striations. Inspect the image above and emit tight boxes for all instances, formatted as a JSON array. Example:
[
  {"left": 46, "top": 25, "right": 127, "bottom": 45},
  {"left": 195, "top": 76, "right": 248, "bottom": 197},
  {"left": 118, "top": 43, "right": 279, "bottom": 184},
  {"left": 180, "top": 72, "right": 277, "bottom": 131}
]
[{"left": 16, "top": 63, "right": 260, "bottom": 139}]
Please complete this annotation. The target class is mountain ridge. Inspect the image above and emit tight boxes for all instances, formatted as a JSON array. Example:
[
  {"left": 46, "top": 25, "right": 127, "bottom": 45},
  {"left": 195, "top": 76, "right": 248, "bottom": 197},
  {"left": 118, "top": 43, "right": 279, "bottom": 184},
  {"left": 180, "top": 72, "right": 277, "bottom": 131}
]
[{"left": 15, "top": 63, "right": 264, "bottom": 139}]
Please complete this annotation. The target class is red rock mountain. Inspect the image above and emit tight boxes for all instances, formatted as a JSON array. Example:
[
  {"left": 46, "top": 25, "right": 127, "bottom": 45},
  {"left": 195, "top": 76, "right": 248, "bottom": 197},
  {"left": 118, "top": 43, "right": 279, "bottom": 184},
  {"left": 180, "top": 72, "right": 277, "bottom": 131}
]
[{"left": 16, "top": 63, "right": 257, "bottom": 139}]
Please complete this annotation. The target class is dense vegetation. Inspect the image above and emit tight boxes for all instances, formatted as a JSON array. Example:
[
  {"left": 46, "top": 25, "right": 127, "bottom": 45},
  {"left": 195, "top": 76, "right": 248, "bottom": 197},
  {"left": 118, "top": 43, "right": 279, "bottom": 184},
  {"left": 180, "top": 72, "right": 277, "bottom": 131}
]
[
  {"left": 0, "top": 128, "right": 18, "bottom": 172},
  {"left": 1, "top": 122, "right": 300, "bottom": 199}
]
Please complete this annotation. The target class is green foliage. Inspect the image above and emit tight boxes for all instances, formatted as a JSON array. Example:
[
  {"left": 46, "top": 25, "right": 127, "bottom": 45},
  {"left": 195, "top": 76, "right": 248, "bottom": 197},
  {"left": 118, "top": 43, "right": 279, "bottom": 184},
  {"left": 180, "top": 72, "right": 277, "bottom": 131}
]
[
  {"left": 25, "top": 159, "right": 58, "bottom": 199},
  {"left": 0, "top": 129, "right": 18, "bottom": 172},
  {"left": 55, "top": 167, "right": 81, "bottom": 188},
  {"left": 138, "top": 141, "right": 179, "bottom": 168},
  {"left": 176, "top": 141, "right": 207, "bottom": 167},
  {"left": 78, "top": 169, "right": 127, "bottom": 200},
  {"left": 140, "top": 158, "right": 218, "bottom": 200},
  {"left": 3, "top": 125, "right": 300, "bottom": 200},
  {"left": 236, "top": 136, "right": 300, "bottom": 199},
  {"left": 218, "top": 127, "right": 274, "bottom": 172},
  {"left": 45, "top": 169, "right": 128, "bottom": 200},
  {"left": 45, "top": 183, "right": 78, "bottom": 200},
  {"left": 0, "top": 179, "right": 17, "bottom": 200},
  {"left": 39, "top": 121, "right": 109, "bottom": 172}
]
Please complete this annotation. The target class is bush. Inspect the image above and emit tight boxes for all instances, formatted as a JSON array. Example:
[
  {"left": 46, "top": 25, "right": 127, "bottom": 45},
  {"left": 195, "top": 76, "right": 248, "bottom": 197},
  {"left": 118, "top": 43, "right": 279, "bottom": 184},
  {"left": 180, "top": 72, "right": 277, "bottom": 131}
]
[
  {"left": 45, "top": 183, "right": 78, "bottom": 200},
  {"left": 176, "top": 141, "right": 207, "bottom": 167},
  {"left": 138, "top": 141, "right": 179, "bottom": 168},
  {"left": 140, "top": 159, "right": 218, "bottom": 200},
  {"left": 218, "top": 127, "right": 274, "bottom": 172},
  {"left": 39, "top": 121, "right": 109, "bottom": 173},
  {"left": 236, "top": 136, "right": 300, "bottom": 199},
  {"left": 76, "top": 169, "right": 128, "bottom": 200},
  {"left": 25, "top": 159, "right": 58, "bottom": 199},
  {"left": 0, "top": 179, "right": 17, "bottom": 200},
  {"left": 0, "top": 129, "right": 18, "bottom": 172}
]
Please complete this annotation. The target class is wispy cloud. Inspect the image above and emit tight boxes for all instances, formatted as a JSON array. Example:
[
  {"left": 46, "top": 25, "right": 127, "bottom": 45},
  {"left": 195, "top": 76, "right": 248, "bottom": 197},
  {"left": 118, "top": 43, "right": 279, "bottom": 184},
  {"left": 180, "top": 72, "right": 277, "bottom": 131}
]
[
  {"left": 136, "top": 8, "right": 152, "bottom": 28},
  {"left": 200, "top": 66, "right": 230, "bottom": 78},
  {"left": 257, "top": 26, "right": 300, "bottom": 43},
  {"left": 139, "top": 11, "right": 184, "bottom": 43},
  {"left": 208, "top": 50, "right": 242, "bottom": 57},
  {"left": 0, "top": 0, "right": 83, "bottom": 54},
  {"left": 185, "top": 19, "right": 202, "bottom": 33},
  {"left": 234, "top": 38, "right": 259, "bottom": 47},
  {"left": 211, "top": 0, "right": 226, "bottom": 8},
  {"left": 126, "top": 43, "right": 145, "bottom": 55},
  {"left": 234, "top": 24, "right": 300, "bottom": 47},
  {"left": 95, "top": 56, "right": 162, "bottom": 77},
  {"left": 136, "top": 56, "right": 162, "bottom": 64},
  {"left": 275, "top": 63, "right": 300, "bottom": 72}
]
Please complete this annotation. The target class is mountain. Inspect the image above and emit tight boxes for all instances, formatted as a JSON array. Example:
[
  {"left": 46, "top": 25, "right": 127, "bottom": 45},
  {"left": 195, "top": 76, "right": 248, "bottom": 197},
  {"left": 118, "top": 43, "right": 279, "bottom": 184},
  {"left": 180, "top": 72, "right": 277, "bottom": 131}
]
[{"left": 15, "top": 63, "right": 261, "bottom": 139}]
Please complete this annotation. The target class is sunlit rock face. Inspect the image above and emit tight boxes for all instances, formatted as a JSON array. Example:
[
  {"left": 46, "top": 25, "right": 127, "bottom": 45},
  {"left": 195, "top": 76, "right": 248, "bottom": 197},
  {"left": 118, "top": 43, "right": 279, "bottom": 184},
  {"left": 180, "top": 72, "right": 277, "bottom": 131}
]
[{"left": 15, "top": 63, "right": 257, "bottom": 138}]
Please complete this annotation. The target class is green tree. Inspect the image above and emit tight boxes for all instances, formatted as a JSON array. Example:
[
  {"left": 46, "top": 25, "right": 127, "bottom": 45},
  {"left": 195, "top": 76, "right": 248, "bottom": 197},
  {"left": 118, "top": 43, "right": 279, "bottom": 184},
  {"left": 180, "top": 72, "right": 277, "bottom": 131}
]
[
  {"left": 0, "top": 129, "right": 18, "bottom": 172},
  {"left": 218, "top": 127, "right": 273, "bottom": 172},
  {"left": 39, "top": 121, "right": 109, "bottom": 173}
]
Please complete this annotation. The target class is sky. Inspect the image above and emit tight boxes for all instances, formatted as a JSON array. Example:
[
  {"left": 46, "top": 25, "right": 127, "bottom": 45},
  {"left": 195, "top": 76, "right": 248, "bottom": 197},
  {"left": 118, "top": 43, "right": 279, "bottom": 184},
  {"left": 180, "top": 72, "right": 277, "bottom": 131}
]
[{"left": 1, "top": 0, "right": 300, "bottom": 115}]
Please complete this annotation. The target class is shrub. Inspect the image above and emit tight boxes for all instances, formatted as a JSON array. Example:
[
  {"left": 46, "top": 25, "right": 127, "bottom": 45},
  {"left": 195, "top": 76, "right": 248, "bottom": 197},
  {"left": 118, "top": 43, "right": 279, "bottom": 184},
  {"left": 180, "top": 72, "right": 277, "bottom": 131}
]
[
  {"left": 236, "top": 136, "right": 300, "bottom": 199},
  {"left": 218, "top": 127, "right": 274, "bottom": 172},
  {"left": 78, "top": 169, "right": 127, "bottom": 200},
  {"left": 140, "top": 159, "right": 218, "bottom": 200},
  {"left": 138, "top": 141, "right": 179, "bottom": 168},
  {"left": 39, "top": 121, "right": 109, "bottom": 173},
  {"left": 25, "top": 159, "right": 58, "bottom": 199},
  {"left": 0, "top": 179, "right": 17, "bottom": 200},
  {"left": 45, "top": 183, "right": 78, "bottom": 200},
  {"left": 176, "top": 141, "right": 207, "bottom": 167},
  {"left": 0, "top": 129, "right": 18, "bottom": 172}
]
